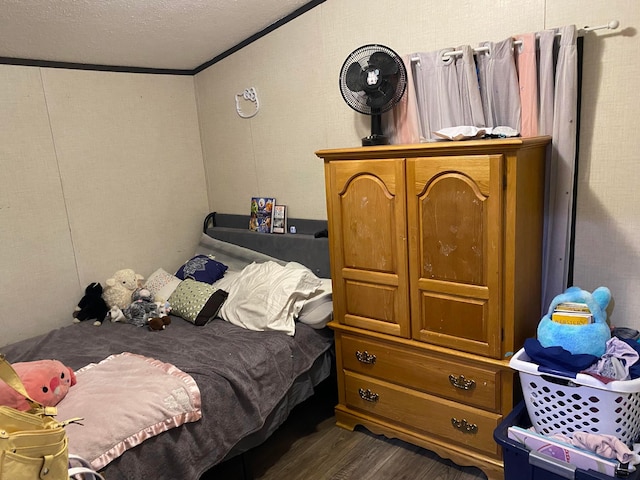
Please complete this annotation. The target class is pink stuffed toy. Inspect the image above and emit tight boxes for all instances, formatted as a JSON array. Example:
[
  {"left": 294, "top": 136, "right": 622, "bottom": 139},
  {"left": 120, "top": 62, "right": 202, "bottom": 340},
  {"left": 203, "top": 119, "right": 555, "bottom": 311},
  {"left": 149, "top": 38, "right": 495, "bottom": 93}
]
[{"left": 0, "top": 359, "right": 76, "bottom": 411}]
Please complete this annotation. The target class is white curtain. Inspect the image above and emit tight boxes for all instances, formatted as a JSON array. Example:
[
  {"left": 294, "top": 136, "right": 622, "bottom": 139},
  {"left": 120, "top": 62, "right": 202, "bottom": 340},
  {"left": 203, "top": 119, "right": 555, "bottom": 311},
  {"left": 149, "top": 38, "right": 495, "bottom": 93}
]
[
  {"left": 411, "top": 46, "right": 484, "bottom": 141},
  {"left": 385, "top": 26, "right": 580, "bottom": 315},
  {"left": 476, "top": 38, "right": 521, "bottom": 131},
  {"left": 455, "top": 45, "right": 486, "bottom": 129},
  {"left": 540, "top": 25, "right": 579, "bottom": 312},
  {"left": 537, "top": 30, "right": 556, "bottom": 136}
]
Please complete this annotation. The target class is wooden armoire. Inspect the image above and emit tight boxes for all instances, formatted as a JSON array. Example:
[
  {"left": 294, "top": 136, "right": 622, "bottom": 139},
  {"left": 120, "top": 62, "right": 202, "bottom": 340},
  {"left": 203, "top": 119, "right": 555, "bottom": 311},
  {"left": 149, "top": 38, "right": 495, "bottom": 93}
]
[{"left": 316, "top": 137, "right": 550, "bottom": 480}]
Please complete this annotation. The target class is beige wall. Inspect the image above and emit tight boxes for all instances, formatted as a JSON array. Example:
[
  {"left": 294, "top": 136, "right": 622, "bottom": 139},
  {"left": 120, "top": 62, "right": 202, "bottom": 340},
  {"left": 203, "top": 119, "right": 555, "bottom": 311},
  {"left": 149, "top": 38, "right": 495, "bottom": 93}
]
[
  {"left": 1, "top": 67, "right": 208, "bottom": 345},
  {"left": 195, "top": 0, "right": 640, "bottom": 329}
]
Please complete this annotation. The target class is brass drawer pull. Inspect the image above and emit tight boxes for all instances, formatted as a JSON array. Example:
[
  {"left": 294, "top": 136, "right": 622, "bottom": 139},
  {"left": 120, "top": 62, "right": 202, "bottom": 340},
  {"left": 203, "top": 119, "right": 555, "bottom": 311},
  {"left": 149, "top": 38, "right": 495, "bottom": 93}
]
[
  {"left": 451, "top": 417, "right": 478, "bottom": 434},
  {"left": 448, "top": 374, "right": 476, "bottom": 391},
  {"left": 358, "top": 388, "right": 379, "bottom": 403},
  {"left": 355, "top": 350, "right": 377, "bottom": 365}
]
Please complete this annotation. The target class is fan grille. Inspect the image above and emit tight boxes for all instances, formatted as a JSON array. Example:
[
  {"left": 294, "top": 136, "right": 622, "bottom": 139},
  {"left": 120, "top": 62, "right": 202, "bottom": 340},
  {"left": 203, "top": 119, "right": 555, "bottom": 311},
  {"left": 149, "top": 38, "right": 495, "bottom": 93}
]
[{"left": 339, "top": 44, "right": 407, "bottom": 115}]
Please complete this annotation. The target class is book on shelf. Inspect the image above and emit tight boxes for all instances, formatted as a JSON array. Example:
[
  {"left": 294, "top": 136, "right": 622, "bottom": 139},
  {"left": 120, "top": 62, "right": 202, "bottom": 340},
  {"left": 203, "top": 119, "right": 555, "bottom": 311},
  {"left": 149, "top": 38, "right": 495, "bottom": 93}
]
[
  {"left": 271, "top": 205, "right": 287, "bottom": 234},
  {"left": 249, "top": 197, "right": 275, "bottom": 233}
]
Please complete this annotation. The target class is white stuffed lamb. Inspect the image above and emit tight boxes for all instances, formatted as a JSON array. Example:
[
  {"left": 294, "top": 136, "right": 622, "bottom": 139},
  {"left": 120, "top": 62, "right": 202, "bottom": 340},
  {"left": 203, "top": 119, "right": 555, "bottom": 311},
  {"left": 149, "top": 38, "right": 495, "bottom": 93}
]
[{"left": 102, "top": 268, "right": 144, "bottom": 310}]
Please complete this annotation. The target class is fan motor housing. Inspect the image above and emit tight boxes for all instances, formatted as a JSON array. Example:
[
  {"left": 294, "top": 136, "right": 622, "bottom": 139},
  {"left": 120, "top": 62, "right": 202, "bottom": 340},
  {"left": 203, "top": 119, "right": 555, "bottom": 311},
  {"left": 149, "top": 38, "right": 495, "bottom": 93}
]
[{"left": 363, "top": 67, "right": 382, "bottom": 90}]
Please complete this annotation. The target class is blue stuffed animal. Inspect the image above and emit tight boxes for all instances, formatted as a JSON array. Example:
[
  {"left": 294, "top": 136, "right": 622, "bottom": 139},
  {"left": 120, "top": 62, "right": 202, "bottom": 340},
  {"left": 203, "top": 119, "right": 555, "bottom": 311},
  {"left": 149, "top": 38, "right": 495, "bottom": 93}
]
[{"left": 537, "top": 286, "right": 611, "bottom": 357}]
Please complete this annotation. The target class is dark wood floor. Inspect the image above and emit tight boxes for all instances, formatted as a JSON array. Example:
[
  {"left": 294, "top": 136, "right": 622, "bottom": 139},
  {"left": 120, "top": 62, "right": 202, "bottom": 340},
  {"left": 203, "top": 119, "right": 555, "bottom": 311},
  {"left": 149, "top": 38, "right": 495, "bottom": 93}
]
[{"left": 206, "top": 379, "right": 488, "bottom": 480}]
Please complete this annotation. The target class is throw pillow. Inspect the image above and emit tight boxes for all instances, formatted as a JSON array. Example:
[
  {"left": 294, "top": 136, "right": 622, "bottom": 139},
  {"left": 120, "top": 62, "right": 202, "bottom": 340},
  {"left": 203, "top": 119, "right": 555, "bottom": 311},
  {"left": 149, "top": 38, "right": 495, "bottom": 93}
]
[
  {"left": 168, "top": 279, "right": 228, "bottom": 326},
  {"left": 175, "top": 255, "right": 228, "bottom": 284},
  {"left": 145, "top": 268, "right": 181, "bottom": 302}
]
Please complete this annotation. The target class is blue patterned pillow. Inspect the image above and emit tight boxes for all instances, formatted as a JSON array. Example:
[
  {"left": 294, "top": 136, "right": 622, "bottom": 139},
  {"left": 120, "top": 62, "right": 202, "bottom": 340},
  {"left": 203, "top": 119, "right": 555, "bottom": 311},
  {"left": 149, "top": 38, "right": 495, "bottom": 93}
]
[{"left": 175, "top": 255, "right": 228, "bottom": 284}]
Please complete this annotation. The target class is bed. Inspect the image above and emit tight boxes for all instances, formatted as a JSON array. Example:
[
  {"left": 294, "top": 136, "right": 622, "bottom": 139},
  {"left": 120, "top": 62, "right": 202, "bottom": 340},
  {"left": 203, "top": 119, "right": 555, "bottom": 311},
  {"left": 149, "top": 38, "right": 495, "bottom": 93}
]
[{"left": 0, "top": 214, "right": 335, "bottom": 480}]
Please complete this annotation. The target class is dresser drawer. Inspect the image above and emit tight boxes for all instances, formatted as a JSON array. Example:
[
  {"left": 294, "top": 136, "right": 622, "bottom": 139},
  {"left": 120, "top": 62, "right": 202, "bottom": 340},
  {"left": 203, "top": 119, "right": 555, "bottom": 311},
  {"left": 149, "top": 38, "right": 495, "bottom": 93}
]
[
  {"left": 344, "top": 371, "right": 501, "bottom": 457},
  {"left": 341, "top": 334, "right": 501, "bottom": 411}
]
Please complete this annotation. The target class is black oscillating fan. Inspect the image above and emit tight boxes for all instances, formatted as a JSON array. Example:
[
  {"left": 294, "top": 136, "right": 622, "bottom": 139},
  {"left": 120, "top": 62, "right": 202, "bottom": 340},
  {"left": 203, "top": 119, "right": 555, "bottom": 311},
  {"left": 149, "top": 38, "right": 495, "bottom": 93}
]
[{"left": 339, "top": 44, "right": 407, "bottom": 146}]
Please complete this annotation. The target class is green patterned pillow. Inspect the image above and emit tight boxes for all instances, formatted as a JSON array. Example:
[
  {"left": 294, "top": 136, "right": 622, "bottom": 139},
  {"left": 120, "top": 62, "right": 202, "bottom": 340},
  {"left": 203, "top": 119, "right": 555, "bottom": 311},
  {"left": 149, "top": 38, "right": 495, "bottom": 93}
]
[{"left": 168, "top": 279, "right": 228, "bottom": 326}]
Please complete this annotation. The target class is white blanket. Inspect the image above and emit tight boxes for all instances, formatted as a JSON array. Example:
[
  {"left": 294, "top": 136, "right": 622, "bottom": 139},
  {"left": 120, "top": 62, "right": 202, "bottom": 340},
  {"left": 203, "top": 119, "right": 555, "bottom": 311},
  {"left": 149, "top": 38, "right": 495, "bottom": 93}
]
[{"left": 218, "top": 261, "right": 322, "bottom": 336}]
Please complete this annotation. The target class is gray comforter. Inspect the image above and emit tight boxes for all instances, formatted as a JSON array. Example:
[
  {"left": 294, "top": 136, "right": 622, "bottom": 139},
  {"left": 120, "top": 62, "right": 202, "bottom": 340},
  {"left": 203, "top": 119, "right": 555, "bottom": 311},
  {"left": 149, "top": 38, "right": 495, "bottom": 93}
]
[{"left": 1, "top": 317, "right": 334, "bottom": 479}]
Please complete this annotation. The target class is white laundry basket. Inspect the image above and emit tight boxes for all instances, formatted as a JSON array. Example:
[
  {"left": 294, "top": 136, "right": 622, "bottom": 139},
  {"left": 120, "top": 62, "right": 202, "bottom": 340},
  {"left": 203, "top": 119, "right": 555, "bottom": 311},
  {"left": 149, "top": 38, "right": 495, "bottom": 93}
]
[{"left": 509, "top": 347, "right": 640, "bottom": 446}]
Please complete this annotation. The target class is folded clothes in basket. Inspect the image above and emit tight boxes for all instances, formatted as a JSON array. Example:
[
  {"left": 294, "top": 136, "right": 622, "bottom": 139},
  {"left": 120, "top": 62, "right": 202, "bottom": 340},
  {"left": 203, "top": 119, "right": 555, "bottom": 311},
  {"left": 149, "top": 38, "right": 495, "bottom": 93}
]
[
  {"left": 524, "top": 337, "right": 598, "bottom": 375},
  {"left": 548, "top": 432, "right": 640, "bottom": 465},
  {"left": 509, "top": 347, "right": 640, "bottom": 446},
  {"left": 524, "top": 337, "right": 640, "bottom": 381},
  {"left": 583, "top": 337, "right": 640, "bottom": 382}
]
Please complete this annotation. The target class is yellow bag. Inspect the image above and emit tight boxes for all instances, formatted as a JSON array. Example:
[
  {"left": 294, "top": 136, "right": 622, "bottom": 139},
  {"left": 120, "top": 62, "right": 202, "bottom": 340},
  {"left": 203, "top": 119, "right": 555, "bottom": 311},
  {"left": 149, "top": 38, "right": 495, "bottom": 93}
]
[{"left": 0, "top": 354, "right": 72, "bottom": 480}]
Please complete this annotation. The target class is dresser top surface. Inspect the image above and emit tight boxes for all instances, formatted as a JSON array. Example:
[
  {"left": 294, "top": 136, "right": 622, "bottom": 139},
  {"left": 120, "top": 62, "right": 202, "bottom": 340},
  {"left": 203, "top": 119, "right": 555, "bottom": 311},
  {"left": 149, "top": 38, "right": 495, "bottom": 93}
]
[{"left": 316, "top": 136, "right": 551, "bottom": 160}]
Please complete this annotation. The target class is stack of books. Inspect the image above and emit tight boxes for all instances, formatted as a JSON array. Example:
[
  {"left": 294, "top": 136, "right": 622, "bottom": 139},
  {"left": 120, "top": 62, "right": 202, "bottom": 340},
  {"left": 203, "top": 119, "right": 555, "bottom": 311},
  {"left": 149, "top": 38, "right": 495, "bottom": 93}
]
[{"left": 551, "top": 302, "right": 593, "bottom": 325}]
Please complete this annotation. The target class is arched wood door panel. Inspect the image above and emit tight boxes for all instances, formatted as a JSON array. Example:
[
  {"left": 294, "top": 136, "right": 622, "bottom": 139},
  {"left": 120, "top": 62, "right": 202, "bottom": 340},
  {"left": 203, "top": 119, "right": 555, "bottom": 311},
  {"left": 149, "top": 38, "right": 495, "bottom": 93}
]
[
  {"left": 326, "top": 159, "right": 410, "bottom": 338},
  {"left": 407, "top": 155, "right": 503, "bottom": 357}
]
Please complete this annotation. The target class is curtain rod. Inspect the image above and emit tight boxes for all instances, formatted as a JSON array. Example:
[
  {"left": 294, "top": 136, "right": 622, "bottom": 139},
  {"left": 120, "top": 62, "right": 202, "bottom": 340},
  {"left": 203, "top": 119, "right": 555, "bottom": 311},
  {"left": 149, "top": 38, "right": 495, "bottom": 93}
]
[{"left": 410, "top": 20, "right": 619, "bottom": 63}]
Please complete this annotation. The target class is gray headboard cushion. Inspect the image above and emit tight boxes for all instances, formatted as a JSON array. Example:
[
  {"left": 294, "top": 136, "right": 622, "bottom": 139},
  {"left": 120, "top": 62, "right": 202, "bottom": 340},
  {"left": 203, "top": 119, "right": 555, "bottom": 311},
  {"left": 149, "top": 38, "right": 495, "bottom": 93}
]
[{"left": 204, "top": 213, "right": 331, "bottom": 278}]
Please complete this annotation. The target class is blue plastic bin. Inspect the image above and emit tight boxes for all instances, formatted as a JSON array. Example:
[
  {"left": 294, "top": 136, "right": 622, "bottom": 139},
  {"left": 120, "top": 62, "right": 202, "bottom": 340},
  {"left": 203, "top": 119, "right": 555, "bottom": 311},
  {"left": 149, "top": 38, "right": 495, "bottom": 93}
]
[{"left": 494, "top": 402, "right": 638, "bottom": 480}]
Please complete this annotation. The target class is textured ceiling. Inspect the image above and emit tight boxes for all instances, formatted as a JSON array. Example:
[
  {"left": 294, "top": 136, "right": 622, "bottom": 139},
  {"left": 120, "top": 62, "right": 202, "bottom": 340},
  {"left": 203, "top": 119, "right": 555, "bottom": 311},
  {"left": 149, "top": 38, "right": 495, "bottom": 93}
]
[{"left": 0, "top": 0, "right": 313, "bottom": 71}]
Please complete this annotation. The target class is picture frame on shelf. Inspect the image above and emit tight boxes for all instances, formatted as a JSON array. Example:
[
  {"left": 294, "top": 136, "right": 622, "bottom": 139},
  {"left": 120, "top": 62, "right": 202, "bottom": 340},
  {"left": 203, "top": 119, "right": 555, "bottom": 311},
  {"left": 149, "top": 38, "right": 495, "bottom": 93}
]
[
  {"left": 272, "top": 205, "right": 287, "bottom": 234},
  {"left": 249, "top": 197, "right": 275, "bottom": 233}
]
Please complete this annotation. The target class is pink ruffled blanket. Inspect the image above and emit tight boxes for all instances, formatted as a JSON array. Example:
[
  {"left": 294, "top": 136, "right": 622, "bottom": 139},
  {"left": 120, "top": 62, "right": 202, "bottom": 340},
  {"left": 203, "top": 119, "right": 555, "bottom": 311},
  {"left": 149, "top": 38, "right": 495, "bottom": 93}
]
[{"left": 55, "top": 352, "right": 202, "bottom": 470}]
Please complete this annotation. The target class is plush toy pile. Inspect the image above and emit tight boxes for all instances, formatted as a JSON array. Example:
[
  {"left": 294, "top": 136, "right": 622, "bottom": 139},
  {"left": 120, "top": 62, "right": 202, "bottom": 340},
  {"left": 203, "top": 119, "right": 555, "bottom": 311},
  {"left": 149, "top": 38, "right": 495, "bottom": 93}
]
[
  {"left": 0, "top": 359, "right": 76, "bottom": 411},
  {"left": 73, "top": 268, "right": 174, "bottom": 330},
  {"left": 109, "top": 288, "right": 172, "bottom": 328}
]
